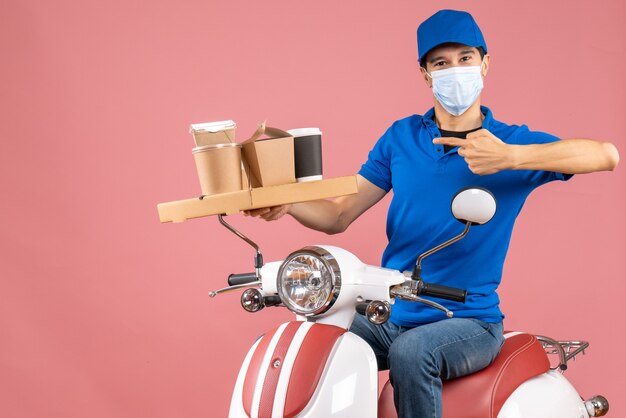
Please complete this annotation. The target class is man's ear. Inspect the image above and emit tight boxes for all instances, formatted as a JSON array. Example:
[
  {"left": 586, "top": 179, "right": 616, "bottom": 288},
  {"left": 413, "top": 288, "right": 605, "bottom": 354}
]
[
  {"left": 481, "top": 54, "right": 491, "bottom": 77},
  {"left": 420, "top": 66, "right": 432, "bottom": 88}
]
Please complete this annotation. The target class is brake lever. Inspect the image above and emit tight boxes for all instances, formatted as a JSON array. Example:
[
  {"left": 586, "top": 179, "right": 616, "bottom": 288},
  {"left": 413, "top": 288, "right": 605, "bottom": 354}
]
[
  {"left": 208, "top": 281, "right": 262, "bottom": 298},
  {"left": 390, "top": 285, "right": 454, "bottom": 318},
  {"left": 411, "top": 295, "right": 454, "bottom": 318}
]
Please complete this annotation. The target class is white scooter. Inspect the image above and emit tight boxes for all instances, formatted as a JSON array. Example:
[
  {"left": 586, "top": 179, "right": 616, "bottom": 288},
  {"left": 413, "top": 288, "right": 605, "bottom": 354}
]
[{"left": 207, "top": 188, "right": 609, "bottom": 418}]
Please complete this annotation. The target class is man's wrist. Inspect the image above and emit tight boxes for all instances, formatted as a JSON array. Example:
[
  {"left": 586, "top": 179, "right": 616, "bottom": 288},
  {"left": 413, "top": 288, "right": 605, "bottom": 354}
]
[{"left": 508, "top": 144, "right": 524, "bottom": 170}]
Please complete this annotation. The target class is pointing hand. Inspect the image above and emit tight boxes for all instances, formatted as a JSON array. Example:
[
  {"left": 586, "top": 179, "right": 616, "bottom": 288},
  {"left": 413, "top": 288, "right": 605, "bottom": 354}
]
[{"left": 433, "top": 129, "right": 514, "bottom": 175}]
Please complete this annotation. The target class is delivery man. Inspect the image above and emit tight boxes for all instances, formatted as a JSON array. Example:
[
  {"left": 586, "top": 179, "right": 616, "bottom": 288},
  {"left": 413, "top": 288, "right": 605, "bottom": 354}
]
[{"left": 245, "top": 9, "right": 619, "bottom": 418}]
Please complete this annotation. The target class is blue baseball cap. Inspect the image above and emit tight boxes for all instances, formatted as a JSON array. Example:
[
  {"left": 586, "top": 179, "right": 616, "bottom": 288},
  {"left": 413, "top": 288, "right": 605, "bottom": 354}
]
[{"left": 417, "top": 10, "right": 487, "bottom": 64}]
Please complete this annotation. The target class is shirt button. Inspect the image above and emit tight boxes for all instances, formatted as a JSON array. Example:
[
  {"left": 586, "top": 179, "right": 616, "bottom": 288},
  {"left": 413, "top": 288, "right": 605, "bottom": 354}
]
[{"left": 437, "top": 148, "right": 442, "bottom": 152}]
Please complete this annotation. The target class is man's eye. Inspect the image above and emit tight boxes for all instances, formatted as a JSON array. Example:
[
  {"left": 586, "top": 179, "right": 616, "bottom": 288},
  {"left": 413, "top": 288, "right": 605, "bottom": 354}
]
[
  {"left": 461, "top": 56, "right": 471, "bottom": 62},
  {"left": 434, "top": 61, "right": 445, "bottom": 67}
]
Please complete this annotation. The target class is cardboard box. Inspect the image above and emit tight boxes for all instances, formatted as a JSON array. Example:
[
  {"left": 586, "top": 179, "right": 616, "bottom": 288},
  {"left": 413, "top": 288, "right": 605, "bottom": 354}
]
[
  {"left": 241, "top": 122, "right": 295, "bottom": 188},
  {"left": 189, "top": 120, "right": 236, "bottom": 146},
  {"left": 157, "top": 175, "right": 358, "bottom": 223}
]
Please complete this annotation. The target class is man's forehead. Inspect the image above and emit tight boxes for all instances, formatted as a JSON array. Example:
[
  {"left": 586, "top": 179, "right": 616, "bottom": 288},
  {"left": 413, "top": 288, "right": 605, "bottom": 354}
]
[{"left": 429, "top": 43, "right": 478, "bottom": 56}]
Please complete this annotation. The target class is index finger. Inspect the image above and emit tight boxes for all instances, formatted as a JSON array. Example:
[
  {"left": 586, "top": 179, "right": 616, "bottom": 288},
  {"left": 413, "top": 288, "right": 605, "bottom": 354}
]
[{"left": 432, "top": 136, "right": 466, "bottom": 147}]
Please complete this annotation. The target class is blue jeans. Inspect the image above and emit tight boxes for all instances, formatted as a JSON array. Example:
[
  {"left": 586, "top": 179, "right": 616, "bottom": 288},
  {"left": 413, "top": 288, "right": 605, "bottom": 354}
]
[{"left": 350, "top": 315, "right": 504, "bottom": 418}]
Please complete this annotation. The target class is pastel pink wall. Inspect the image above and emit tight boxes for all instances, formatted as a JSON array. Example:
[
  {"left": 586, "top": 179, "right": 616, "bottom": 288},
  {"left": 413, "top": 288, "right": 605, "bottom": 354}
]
[{"left": 1, "top": 0, "right": 624, "bottom": 417}]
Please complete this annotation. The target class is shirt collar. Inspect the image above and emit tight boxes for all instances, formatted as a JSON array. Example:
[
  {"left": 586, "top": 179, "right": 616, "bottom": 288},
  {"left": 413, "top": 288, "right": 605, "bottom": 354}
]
[{"left": 422, "top": 105, "right": 494, "bottom": 130}]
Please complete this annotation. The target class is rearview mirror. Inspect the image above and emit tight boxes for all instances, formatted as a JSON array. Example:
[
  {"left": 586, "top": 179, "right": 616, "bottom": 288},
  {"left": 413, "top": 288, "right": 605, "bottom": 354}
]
[{"left": 451, "top": 187, "right": 496, "bottom": 225}]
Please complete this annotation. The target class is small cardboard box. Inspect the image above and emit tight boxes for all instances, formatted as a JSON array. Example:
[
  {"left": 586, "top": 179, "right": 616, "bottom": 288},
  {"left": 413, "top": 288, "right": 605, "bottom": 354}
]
[
  {"left": 189, "top": 120, "right": 236, "bottom": 146},
  {"left": 241, "top": 122, "right": 295, "bottom": 188}
]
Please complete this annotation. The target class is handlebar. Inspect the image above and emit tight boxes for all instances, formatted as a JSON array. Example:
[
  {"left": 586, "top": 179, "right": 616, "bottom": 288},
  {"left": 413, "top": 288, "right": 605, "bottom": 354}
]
[
  {"left": 419, "top": 282, "right": 467, "bottom": 303},
  {"left": 228, "top": 272, "right": 259, "bottom": 286},
  {"left": 355, "top": 302, "right": 369, "bottom": 316}
]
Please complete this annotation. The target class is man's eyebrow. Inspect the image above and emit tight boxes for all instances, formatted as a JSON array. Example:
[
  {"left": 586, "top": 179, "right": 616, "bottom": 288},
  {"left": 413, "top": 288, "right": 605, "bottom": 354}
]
[
  {"left": 428, "top": 49, "right": 476, "bottom": 63},
  {"left": 428, "top": 55, "right": 447, "bottom": 63}
]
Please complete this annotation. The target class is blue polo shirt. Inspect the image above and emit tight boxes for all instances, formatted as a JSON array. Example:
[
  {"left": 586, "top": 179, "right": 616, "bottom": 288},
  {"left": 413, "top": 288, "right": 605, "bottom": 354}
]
[{"left": 359, "top": 106, "right": 571, "bottom": 326}]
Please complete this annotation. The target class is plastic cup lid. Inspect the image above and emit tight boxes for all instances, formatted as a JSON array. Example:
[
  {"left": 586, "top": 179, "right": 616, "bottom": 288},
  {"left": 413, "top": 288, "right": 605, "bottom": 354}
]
[
  {"left": 190, "top": 120, "right": 236, "bottom": 133},
  {"left": 287, "top": 127, "right": 322, "bottom": 137},
  {"left": 192, "top": 143, "right": 241, "bottom": 153}
]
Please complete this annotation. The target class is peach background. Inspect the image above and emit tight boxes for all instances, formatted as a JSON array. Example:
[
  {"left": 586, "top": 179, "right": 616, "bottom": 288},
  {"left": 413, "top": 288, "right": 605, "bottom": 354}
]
[{"left": 1, "top": 0, "right": 624, "bottom": 417}]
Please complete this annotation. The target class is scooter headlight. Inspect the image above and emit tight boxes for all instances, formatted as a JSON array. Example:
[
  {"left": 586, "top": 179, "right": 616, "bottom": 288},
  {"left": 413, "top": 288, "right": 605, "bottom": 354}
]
[{"left": 277, "top": 246, "right": 341, "bottom": 316}]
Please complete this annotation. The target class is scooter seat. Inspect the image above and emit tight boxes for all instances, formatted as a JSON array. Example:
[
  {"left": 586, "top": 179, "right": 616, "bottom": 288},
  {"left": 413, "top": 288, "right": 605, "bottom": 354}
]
[{"left": 377, "top": 332, "right": 550, "bottom": 418}]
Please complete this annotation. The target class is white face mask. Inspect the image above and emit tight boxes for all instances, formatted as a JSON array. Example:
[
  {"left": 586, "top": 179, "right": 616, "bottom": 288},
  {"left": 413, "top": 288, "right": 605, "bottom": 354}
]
[{"left": 427, "top": 62, "right": 484, "bottom": 116}]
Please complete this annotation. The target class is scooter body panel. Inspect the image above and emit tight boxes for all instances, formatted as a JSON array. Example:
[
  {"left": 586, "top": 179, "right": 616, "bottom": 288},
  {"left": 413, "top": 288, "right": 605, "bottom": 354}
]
[
  {"left": 229, "top": 322, "right": 378, "bottom": 418},
  {"left": 230, "top": 338, "right": 261, "bottom": 418},
  {"left": 498, "top": 370, "right": 589, "bottom": 418},
  {"left": 295, "top": 331, "right": 378, "bottom": 417}
]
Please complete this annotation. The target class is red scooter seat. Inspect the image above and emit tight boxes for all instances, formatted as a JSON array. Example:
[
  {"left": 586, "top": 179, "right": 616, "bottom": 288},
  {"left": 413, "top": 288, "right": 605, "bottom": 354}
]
[{"left": 378, "top": 332, "right": 550, "bottom": 418}]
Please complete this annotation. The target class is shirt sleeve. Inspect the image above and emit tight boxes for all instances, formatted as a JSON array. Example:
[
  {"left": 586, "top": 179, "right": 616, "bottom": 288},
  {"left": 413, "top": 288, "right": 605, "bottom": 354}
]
[
  {"left": 358, "top": 125, "right": 394, "bottom": 192},
  {"left": 512, "top": 125, "right": 574, "bottom": 186}
]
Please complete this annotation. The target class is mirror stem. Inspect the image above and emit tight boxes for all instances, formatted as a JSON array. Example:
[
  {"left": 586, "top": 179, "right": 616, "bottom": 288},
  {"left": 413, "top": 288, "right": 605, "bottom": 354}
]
[
  {"left": 412, "top": 222, "right": 471, "bottom": 280},
  {"left": 218, "top": 214, "right": 264, "bottom": 273}
]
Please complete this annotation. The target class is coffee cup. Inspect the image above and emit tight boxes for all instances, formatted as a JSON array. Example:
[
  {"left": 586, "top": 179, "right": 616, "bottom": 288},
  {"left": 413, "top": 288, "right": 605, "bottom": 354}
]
[
  {"left": 192, "top": 143, "right": 243, "bottom": 196},
  {"left": 287, "top": 128, "right": 323, "bottom": 182}
]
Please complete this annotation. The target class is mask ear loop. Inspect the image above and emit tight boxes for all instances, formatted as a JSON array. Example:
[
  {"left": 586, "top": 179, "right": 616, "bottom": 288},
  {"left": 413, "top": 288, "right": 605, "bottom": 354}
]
[
  {"left": 421, "top": 62, "right": 433, "bottom": 79},
  {"left": 479, "top": 57, "right": 486, "bottom": 75}
]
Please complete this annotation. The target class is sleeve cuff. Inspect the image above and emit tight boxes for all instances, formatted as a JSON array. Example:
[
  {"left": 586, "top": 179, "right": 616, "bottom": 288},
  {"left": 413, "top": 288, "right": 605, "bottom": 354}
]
[{"left": 358, "top": 165, "right": 392, "bottom": 192}]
